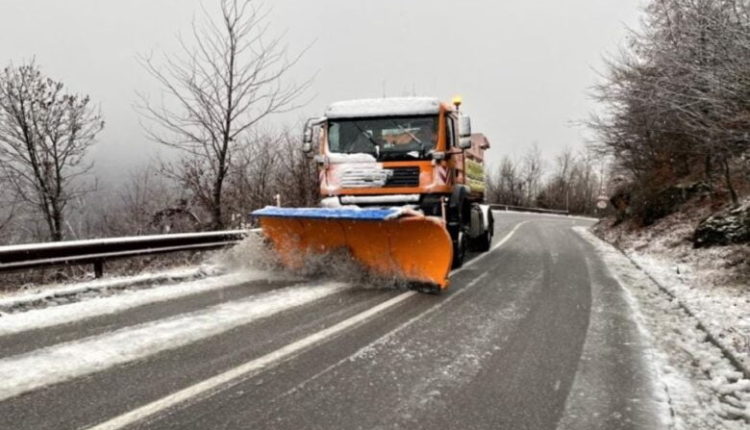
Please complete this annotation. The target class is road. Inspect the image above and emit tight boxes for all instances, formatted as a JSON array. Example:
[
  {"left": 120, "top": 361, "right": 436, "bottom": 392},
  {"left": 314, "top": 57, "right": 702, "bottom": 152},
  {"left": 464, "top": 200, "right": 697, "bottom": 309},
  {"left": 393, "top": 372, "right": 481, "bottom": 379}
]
[{"left": 0, "top": 212, "right": 666, "bottom": 430}]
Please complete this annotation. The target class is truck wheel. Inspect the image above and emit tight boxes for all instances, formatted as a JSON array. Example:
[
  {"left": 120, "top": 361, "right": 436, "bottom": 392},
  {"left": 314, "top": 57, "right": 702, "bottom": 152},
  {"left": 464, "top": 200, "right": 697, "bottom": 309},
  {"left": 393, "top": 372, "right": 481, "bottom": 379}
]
[
  {"left": 476, "top": 211, "right": 494, "bottom": 252},
  {"left": 468, "top": 209, "right": 493, "bottom": 252},
  {"left": 452, "top": 231, "right": 467, "bottom": 268},
  {"left": 473, "top": 229, "right": 492, "bottom": 252},
  {"left": 416, "top": 283, "right": 442, "bottom": 295}
]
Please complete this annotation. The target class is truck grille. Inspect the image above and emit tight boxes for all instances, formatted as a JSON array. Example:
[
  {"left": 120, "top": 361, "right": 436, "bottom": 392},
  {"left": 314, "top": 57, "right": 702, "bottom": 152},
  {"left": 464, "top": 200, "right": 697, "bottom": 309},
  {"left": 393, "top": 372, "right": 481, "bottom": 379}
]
[{"left": 385, "top": 167, "right": 420, "bottom": 187}]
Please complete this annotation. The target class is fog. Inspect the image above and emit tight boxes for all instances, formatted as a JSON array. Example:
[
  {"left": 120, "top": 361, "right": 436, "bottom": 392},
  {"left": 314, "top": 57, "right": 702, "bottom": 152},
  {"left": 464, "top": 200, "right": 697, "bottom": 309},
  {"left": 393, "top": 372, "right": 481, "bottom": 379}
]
[{"left": 0, "top": 0, "right": 643, "bottom": 185}]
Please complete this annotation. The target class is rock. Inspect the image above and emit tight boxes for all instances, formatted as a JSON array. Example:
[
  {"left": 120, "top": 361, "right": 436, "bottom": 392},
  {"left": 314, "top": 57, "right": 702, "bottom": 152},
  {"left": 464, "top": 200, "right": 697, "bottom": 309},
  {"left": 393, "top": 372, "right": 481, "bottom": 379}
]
[{"left": 693, "top": 199, "right": 750, "bottom": 248}]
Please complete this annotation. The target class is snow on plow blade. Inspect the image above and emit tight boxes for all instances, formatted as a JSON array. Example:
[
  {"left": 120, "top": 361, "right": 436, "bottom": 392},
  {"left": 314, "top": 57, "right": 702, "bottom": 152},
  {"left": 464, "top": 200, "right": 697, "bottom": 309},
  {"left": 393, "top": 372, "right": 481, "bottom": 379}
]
[{"left": 251, "top": 207, "right": 453, "bottom": 289}]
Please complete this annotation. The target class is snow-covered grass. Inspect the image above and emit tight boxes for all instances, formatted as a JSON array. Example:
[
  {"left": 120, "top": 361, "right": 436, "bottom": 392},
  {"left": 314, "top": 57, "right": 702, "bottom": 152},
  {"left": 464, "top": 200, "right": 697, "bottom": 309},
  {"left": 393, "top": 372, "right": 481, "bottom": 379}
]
[
  {"left": 595, "top": 206, "right": 750, "bottom": 371},
  {"left": 0, "top": 282, "right": 348, "bottom": 402},
  {"left": 576, "top": 227, "right": 750, "bottom": 428}
]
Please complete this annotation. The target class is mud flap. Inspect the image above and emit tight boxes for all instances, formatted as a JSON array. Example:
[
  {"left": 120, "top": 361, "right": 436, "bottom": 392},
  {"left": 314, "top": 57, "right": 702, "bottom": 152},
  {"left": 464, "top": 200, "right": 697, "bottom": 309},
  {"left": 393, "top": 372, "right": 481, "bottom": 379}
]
[{"left": 252, "top": 207, "right": 453, "bottom": 289}]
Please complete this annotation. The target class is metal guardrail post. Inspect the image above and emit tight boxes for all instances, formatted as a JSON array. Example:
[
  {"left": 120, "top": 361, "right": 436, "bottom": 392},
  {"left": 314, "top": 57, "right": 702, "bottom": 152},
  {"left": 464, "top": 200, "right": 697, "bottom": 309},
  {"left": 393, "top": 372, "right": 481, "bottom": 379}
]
[{"left": 94, "top": 260, "right": 104, "bottom": 279}]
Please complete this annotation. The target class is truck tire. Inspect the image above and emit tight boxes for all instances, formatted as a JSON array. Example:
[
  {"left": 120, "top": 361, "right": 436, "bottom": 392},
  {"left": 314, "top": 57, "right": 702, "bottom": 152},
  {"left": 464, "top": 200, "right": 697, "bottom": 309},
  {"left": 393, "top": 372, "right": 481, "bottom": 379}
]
[
  {"left": 416, "top": 283, "right": 443, "bottom": 295},
  {"left": 472, "top": 230, "right": 491, "bottom": 252},
  {"left": 452, "top": 231, "right": 467, "bottom": 268},
  {"left": 473, "top": 211, "right": 494, "bottom": 252}
]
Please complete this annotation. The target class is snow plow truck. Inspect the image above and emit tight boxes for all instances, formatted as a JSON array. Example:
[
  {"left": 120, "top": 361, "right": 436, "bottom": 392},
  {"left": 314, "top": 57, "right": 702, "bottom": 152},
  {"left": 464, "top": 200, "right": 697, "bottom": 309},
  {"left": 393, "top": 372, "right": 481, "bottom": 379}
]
[{"left": 252, "top": 97, "right": 493, "bottom": 293}]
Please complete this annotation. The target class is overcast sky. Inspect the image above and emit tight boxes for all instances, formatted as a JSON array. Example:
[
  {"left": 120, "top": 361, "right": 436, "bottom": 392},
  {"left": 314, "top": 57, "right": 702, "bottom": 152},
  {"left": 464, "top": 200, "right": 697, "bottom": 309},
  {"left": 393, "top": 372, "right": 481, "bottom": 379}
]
[{"left": 0, "top": 0, "right": 643, "bottom": 184}]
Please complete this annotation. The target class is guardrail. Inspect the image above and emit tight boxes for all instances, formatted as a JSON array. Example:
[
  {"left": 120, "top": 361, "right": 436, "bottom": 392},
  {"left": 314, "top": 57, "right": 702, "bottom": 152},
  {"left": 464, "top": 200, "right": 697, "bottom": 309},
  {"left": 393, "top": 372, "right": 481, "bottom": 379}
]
[
  {"left": 489, "top": 204, "right": 570, "bottom": 216},
  {"left": 0, "top": 230, "right": 248, "bottom": 278}
]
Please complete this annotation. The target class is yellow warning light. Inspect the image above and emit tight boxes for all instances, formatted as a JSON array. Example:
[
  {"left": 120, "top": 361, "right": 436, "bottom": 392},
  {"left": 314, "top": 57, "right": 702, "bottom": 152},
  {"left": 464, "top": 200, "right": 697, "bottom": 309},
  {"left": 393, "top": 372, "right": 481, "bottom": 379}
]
[{"left": 452, "top": 95, "right": 463, "bottom": 108}]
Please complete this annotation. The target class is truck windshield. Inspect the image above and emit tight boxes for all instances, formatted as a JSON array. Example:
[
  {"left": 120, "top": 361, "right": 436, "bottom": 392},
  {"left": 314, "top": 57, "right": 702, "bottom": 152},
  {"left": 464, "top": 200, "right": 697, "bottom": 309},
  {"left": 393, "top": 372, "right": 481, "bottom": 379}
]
[{"left": 328, "top": 116, "right": 438, "bottom": 161}]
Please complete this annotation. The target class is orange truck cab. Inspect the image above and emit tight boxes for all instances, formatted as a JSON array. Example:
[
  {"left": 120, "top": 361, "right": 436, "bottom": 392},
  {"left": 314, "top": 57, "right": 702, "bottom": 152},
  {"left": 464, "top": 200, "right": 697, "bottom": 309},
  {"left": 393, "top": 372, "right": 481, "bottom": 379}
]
[{"left": 302, "top": 97, "right": 494, "bottom": 267}]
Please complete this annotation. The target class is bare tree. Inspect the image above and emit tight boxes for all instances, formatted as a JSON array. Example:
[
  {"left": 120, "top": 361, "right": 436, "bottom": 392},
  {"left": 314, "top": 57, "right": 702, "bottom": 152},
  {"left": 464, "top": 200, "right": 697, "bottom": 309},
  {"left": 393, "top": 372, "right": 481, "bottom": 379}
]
[
  {"left": 0, "top": 62, "right": 104, "bottom": 242},
  {"left": 224, "top": 131, "right": 281, "bottom": 222},
  {"left": 139, "top": 0, "right": 310, "bottom": 230},
  {"left": 592, "top": 0, "right": 750, "bottom": 213},
  {"left": 221, "top": 128, "right": 317, "bottom": 227},
  {"left": 554, "top": 147, "right": 575, "bottom": 211},
  {"left": 92, "top": 166, "right": 191, "bottom": 236},
  {"left": 274, "top": 130, "right": 319, "bottom": 208},
  {"left": 521, "top": 144, "right": 544, "bottom": 205},
  {"left": 0, "top": 180, "right": 16, "bottom": 240},
  {"left": 487, "top": 155, "right": 525, "bottom": 206}
]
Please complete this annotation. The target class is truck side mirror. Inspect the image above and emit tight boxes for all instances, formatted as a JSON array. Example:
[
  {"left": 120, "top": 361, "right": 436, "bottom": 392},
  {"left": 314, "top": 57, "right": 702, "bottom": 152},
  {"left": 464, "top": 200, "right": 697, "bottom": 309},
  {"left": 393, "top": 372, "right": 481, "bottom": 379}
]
[
  {"left": 302, "top": 117, "right": 326, "bottom": 154},
  {"left": 458, "top": 115, "right": 472, "bottom": 149},
  {"left": 459, "top": 115, "right": 472, "bottom": 138},
  {"left": 302, "top": 121, "right": 314, "bottom": 152}
]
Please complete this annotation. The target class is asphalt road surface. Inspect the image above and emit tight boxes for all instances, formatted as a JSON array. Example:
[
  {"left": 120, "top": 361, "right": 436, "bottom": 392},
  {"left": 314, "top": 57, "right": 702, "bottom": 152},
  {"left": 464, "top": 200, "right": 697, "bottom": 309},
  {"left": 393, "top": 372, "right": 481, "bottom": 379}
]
[{"left": 0, "top": 212, "right": 666, "bottom": 430}]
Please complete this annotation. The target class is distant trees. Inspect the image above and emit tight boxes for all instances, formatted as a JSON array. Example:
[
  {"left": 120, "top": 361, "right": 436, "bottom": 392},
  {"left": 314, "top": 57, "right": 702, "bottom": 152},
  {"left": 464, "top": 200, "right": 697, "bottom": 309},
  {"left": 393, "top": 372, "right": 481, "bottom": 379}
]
[
  {"left": 521, "top": 144, "right": 544, "bottom": 205},
  {"left": 139, "top": 0, "right": 309, "bottom": 230},
  {"left": 0, "top": 62, "right": 104, "bottom": 241},
  {"left": 0, "top": 183, "right": 15, "bottom": 240},
  {"left": 485, "top": 146, "right": 604, "bottom": 215},
  {"left": 486, "top": 145, "right": 604, "bottom": 215},
  {"left": 592, "top": 0, "right": 750, "bottom": 215},
  {"left": 0, "top": 1, "right": 316, "bottom": 245},
  {"left": 89, "top": 165, "right": 195, "bottom": 236},
  {"left": 72, "top": 128, "right": 316, "bottom": 238},
  {"left": 537, "top": 148, "right": 600, "bottom": 214},
  {"left": 486, "top": 156, "right": 522, "bottom": 206},
  {"left": 224, "top": 130, "right": 318, "bottom": 218}
]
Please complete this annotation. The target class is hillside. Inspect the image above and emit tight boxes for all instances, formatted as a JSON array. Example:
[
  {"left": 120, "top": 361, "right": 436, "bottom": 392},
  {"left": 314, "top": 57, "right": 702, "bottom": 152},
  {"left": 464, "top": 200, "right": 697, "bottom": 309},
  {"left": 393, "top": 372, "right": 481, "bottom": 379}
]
[{"left": 595, "top": 195, "right": 750, "bottom": 370}]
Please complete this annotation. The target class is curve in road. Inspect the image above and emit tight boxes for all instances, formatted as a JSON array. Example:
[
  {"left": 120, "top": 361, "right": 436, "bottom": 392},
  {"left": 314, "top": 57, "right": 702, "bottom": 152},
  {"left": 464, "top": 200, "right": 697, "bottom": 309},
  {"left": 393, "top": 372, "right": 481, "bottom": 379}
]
[{"left": 0, "top": 212, "right": 667, "bottom": 430}]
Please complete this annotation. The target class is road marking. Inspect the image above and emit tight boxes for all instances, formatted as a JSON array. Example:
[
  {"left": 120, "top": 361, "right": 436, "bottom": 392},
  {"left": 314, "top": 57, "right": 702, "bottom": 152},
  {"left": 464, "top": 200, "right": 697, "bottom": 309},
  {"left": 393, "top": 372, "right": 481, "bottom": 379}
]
[
  {"left": 88, "top": 291, "right": 418, "bottom": 430},
  {"left": 89, "top": 221, "right": 526, "bottom": 430},
  {"left": 280, "top": 271, "right": 492, "bottom": 399}
]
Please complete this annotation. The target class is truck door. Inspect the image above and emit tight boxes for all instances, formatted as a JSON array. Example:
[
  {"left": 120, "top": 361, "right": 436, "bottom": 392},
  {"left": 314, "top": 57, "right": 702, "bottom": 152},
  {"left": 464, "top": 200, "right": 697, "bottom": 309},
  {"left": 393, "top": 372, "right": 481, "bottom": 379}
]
[{"left": 445, "top": 115, "right": 464, "bottom": 184}]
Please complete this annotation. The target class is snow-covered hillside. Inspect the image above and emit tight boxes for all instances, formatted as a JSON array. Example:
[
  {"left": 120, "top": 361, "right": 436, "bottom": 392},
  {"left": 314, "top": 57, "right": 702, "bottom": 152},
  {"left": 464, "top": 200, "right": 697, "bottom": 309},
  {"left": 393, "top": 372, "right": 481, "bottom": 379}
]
[{"left": 595, "top": 201, "right": 749, "bottom": 371}]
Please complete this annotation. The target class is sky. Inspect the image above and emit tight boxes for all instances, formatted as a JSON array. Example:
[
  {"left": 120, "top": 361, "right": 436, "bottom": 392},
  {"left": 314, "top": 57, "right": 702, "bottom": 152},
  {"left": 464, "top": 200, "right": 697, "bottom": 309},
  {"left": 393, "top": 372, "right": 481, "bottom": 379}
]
[{"left": 0, "top": 0, "right": 644, "bottom": 185}]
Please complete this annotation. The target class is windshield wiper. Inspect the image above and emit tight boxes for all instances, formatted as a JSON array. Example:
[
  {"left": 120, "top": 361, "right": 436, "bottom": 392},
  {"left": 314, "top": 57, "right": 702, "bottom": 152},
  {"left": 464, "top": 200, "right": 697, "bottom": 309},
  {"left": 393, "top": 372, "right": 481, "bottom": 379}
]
[
  {"left": 388, "top": 119, "right": 428, "bottom": 158},
  {"left": 352, "top": 121, "right": 380, "bottom": 154},
  {"left": 390, "top": 120, "right": 422, "bottom": 144}
]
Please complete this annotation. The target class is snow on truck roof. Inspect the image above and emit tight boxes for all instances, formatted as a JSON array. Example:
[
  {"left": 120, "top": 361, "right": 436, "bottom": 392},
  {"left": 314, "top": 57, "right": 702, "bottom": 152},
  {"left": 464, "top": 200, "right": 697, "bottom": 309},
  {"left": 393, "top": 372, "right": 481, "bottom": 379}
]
[{"left": 325, "top": 97, "right": 443, "bottom": 119}]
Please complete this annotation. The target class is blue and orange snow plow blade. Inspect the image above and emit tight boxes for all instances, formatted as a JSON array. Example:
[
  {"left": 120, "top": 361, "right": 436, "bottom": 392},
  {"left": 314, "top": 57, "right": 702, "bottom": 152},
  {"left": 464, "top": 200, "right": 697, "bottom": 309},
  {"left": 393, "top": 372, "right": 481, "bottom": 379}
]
[{"left": 251, "top": 207, "right": 453, "bottom": 289}]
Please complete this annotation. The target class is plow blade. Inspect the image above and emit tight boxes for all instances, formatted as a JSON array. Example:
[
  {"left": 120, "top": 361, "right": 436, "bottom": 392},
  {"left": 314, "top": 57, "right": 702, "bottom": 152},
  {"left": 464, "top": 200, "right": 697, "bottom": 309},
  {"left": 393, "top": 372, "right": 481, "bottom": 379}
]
[{"left": 252, "top": 207, "right": 453, "bottom": 289}]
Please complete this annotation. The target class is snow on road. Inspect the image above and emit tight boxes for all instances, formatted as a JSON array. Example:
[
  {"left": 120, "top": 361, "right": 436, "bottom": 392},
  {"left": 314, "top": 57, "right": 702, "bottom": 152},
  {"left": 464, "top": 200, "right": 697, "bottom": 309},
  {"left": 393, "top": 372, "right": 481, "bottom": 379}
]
[
  {"left": 0, "top": 269, "right": 278, "bottom": 336},
  {"left": 558, "top": 237, "right": 670, "bottom": 430},
  {"left": 0, "top": 266, "right": 209, "bottom": 309},
  {"left": 575, "top": 227, "right": 750, "bottom": 429},
  {"left": 0, "top": 282, "right": 348, "bottom": 402}
]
